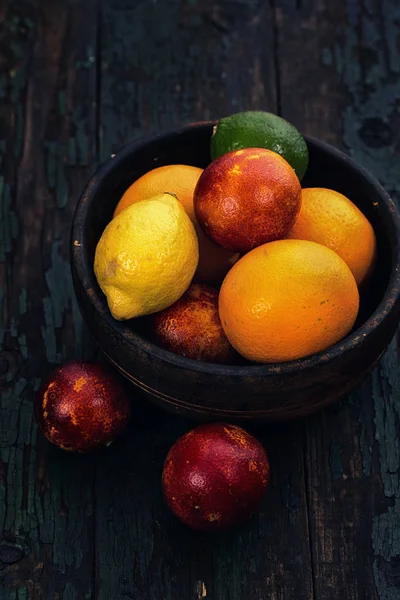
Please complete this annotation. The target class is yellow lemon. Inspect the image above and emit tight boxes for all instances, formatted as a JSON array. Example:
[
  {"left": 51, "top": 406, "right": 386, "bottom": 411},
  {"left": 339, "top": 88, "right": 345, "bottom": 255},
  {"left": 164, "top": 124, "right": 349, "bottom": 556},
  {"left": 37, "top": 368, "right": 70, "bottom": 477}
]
[{"left": 94, "top": 193, "right": 199, "bottom": 320}]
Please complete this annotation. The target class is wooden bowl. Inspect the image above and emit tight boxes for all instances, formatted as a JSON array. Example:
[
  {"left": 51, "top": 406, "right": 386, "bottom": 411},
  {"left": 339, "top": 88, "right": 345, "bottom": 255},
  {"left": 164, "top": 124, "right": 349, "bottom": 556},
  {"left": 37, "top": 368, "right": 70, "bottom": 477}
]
[{"left": 70, "top": 122, "right": 400, "bottom": 421}]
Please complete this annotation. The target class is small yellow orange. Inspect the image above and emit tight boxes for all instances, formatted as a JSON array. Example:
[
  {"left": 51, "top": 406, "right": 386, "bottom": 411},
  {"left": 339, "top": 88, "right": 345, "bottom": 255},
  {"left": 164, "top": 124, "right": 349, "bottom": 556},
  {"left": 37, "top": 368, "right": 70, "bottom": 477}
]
[{"left": 287, "top": 187, "right": 376, "bottom": 285}]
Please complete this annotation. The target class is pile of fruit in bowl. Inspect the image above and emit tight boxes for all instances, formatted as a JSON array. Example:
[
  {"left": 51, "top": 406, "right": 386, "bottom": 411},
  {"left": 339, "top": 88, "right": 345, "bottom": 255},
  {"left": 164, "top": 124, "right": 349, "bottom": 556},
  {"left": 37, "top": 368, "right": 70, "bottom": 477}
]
[
  {"left": 93, "top": 110, "right": 376, "bottom": 365},
  {"left": 35, "top": 111, "right": 400, "bottom": 532},
  {"left": 70, "top": 112, "right": 400, "bottom": 424}
]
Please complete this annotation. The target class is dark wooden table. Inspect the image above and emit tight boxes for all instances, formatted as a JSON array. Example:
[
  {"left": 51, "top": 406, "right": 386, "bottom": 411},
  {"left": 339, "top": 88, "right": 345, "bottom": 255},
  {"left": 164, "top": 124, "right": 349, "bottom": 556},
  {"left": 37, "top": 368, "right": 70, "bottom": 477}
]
[{"left": 1, "top": 1, "right": 400, "bottom": 598}]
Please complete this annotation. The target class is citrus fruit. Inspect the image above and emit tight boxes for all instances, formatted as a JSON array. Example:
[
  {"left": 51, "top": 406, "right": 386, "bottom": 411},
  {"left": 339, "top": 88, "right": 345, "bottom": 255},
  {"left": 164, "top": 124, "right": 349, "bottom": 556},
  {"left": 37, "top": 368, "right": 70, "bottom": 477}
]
[
  {"left": 113, "top": 164, "right": 239, "bottom": 285},
  {"left": 151, "top": 283, "right": 237, "bottom": 364},
  {"left": 94, "top": 193, "right": 199, "bottom": 320},
  {"left": 35, "top": 361, "right": 131, "bottom": 453},
  {"left": 219, "top": 239, "right": 359, "bottom": 363},
  {"left": 287, "top": 187, "right": 377, "bottom": 286},
  {"left": 162, "top": 423, "right": 270, "bottom": 531},
  {"left": 194, "top": 148, "right": 302, "bottom": 253},
  {"left": 211, "top": 111, "right": 309, "bottom": 180},
  {"left": 114, "top": 164, "right": 203, "bottom": 218}
]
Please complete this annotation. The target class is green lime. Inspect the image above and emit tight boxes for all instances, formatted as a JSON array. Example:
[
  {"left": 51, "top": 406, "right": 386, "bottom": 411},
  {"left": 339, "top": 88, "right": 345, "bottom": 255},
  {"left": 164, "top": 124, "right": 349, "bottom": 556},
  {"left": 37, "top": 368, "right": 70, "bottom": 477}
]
[{"left": 211, "top": 111, "right": 309, "bottom": 180}]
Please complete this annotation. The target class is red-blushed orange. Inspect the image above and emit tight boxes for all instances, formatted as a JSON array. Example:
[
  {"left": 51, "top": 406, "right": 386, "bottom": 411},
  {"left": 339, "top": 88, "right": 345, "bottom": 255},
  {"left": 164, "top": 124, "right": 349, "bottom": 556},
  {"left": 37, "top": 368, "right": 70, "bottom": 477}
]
[
  {"left": 151, "top": 283, "right": 237, "bottom": 364},
  {"left": 194, "top": 148, "right": 302, "bottom": 253}
]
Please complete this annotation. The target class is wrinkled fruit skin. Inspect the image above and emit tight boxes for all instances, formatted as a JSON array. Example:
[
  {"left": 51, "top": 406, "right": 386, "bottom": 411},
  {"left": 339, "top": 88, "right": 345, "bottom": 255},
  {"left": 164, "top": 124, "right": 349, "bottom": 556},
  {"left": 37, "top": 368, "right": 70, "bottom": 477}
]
[
  {"left": 34, "top": 361, "right": 131, "bottom": 452},
  {"left": 194, "top": 148, "right": 301, "bottom": 253},
  {"left": 162, "top": 423, "right": 270, "bottom": 531},
  {"left": 152, "top": 283, "right": 237, "bottom": 364}
]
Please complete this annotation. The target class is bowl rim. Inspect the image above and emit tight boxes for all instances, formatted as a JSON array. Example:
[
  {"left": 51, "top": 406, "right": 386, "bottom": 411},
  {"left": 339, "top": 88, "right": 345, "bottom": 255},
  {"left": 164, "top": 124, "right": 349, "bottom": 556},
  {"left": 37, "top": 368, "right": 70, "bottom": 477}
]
[{"left": 71, "top": 121, "right": 400, "bottom": 377}]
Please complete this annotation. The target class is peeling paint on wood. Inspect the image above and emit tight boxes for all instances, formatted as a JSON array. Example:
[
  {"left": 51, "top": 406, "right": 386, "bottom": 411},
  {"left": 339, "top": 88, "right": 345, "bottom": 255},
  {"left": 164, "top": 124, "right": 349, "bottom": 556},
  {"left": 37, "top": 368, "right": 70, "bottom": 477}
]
[
  {"left": 0, "top": 0, "right": 97, "bottom": 597},
  {"left": 1, "top": 0, "right": 400, "bottom": 598},
  {"left": 277, "top": 0, "right": 400, "bottom": 598},
  {"left": 99, "top": 0, "right": 277, "bottom": 158}
]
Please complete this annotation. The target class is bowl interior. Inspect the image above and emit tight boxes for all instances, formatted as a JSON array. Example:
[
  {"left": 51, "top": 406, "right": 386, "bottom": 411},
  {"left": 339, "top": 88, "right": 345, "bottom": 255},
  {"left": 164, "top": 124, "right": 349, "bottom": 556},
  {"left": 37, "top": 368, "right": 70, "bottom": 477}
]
[{"left": 76, "top": 124, "right": 397, "bottom": 370}]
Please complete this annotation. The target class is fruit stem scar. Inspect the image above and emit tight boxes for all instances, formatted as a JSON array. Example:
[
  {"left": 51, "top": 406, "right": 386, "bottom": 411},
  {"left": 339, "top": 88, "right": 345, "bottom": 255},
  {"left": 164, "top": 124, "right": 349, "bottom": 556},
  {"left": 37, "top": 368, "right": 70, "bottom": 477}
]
[
  {"left": 163, "top": 191, "right": 178, "bottom": 200},
  {"left": 207, "top": 512, "right": 220, "bottom": 522}
]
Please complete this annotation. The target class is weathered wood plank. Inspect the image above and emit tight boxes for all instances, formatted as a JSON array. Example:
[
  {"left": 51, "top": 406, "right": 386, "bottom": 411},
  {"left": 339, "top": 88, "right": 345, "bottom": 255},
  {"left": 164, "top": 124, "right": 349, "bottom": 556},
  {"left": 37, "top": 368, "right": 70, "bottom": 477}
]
[
  {"left": 99, "top": 0, "right": 277, "bottom": 158},
  {"left": 96, "top": 1, "right": 314, "bottom": 599},
  {"left": 96, "top": 403, "right": 314, "bottom": 600},
  {"left": 0, "top": 0, "right": 98, "bottom": 597},
  {"left": 275, "top": 0, "right": 400, "bottom": 597},
  {"left": 5, "top": 0, "right": 399, "bottom": 597}
]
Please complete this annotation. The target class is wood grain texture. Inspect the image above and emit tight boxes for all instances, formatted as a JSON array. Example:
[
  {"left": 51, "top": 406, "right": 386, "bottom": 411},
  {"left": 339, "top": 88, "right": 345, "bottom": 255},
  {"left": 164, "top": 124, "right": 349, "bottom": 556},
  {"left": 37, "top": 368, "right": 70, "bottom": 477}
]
[
  {"left": 99, "top": 0, "right": 277, "bottom": 157},
  {"left": 1, "top": 0, "right": 400, "bottom": 598},
  {"left": 276, "top": 0, "right": 400, "bottom": 598},
  {"left": 95, "top": 1, "right": 313, "bottom": 599},
  {"left": 95, "top": 406, "right": 314, "bottom": 600},
  {"left": 0, "top": 0, "right": 97, "bottom": 597}
]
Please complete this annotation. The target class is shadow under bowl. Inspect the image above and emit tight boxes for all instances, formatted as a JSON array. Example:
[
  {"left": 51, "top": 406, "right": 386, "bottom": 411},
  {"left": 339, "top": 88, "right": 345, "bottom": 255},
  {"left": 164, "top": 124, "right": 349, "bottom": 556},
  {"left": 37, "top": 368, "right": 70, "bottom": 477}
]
[{"left": 70, "top": 122, "right": 400, "bottom": 421}]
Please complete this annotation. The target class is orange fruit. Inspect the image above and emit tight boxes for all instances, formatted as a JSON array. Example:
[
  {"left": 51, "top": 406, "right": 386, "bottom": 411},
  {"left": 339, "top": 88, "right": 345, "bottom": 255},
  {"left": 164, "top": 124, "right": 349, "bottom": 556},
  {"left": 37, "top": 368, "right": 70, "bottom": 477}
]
[
  {"left": 194, "top": 148, "right": 302, "bottom": 253},
  {"left": 287, "top": 188, "right": 376, "bottom": 286},
  {"left": 114, "top": 164, "right": 239, "bottom": 285},
  {"left": 114, "top": 164, "right": 202, "bottom": 218},
  {"left": 151, "top": 283, "right": 237, "bottom": 364},
  {"left": 219, "top": 239, "right": 359, "bottom": 363}
]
